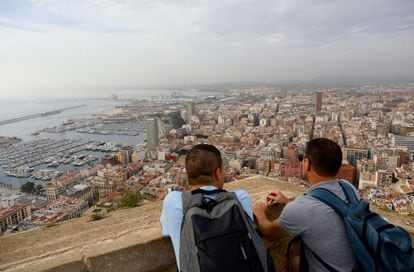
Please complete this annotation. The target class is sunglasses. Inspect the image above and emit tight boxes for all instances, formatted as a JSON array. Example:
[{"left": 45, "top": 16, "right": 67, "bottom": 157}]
[{"left": 298, "top": 154, "right": 310, "bottom": 163}]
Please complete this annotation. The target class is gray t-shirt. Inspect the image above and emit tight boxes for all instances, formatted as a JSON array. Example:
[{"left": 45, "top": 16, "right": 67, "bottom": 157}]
[{"left": 280, "top": 180, "right": 358, "bottom": 272}]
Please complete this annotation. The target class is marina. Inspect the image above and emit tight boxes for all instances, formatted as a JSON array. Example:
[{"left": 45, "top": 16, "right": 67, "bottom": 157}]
[
  {"left": 0, "top": 138, "right": 122, "bottom": 187},
  {"left": 0, "top": 94, "right": 203, "bottom": 188},
  {"left": 40, "top": 117, "right": 147, "bottom": 136},
  {"left": 0, "top": 98, "right": 151, "bottom": 188}
]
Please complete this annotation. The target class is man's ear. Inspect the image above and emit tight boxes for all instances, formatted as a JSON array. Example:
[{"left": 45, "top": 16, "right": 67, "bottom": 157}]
[
  {"left": 214, "top": 167, "right": 224, "bottom": 189},
  {"left": 304, "top": 159, "right": 311, "bottom": 172},
  {"left": 214, "top": 167, "right": 221, "bottom": 181}
]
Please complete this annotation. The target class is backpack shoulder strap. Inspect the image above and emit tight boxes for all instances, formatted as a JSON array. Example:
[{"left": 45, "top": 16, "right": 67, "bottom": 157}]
[
  {"left": 214, "top": 190, "right": 237, "bottom": 203},
  {"left": 181, "top": 189, "right": 232, "bottom": 216},
  {"left": 181, "top": 191, "right": 195, "bottom": 218},
  {"left": 307, "top": 187, "right": 349, "bottom": 216},
  {"left": 338, "top": 181, "right": 358, "bottom": 204}
]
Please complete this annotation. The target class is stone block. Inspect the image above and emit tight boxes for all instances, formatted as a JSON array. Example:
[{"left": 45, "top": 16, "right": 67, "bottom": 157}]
[{"left": 87, "top": 237, "right": 176, "bottom": 272}]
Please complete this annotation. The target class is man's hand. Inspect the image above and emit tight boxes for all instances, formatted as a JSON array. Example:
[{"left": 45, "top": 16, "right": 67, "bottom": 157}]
[
  {"left": 253, "top": 199, "right": 267, "bottom": 218},
  {"left": 253, "top": 196, "right": 291, "bottom": 241},
  {"left": 267, "top": 191, "right": 290, "bottom": 206}
]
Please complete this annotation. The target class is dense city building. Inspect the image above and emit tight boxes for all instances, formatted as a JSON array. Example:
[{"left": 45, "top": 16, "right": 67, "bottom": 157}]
[
  {"left": 1, "top": 85, "right": 414, "bottom": 233},
  {"left": 0, "top": 204, "right": 31, "bottom": 233}
]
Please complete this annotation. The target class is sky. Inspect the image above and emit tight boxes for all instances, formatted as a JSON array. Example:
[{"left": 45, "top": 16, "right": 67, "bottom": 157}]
[{"left": 1, "top": 0, "right": 414, "bottom": 98}]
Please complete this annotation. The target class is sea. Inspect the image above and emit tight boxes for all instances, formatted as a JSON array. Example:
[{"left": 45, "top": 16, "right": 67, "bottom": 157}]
[{"left": 0, "top": 89, "right": 221, "bottom": 188}]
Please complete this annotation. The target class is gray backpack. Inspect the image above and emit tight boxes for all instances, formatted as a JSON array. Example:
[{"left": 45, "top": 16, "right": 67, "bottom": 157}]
[{"left": 179, "top": 189, "right": 276, "bottom": 272}]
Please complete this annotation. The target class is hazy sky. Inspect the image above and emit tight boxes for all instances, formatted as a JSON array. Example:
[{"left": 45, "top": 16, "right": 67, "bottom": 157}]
[{"left": 1, "top": 0, "right": 414, "bottom": 98}]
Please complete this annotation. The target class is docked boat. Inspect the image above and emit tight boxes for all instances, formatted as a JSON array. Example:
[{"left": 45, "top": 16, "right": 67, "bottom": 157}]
[
  {"left": 63, "top": 158, "right": 73, "bottom": 164},
  {"left": 47, "top": 161, "right": 59, "bottom": 167}
]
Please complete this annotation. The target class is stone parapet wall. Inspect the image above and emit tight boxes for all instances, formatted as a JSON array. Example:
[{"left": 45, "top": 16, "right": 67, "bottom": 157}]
[
  {"left": 1, "top": 176, "right": 412, "bottom": 272},
  {"left": 3, "top": 237, "right": 176, "bottom": 272},
  {"left": 0, "top": 189, "right": 174, "bottom": 272}
]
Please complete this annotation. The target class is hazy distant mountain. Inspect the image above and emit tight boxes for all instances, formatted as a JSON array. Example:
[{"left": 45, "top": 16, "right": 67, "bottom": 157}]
[
  {"left": 100, "top": 75, "right": 413, "bottom": 94},
  {"left": 183, "top": 75, "right": 414, "bottom": 91},
  {"left": 302, "top": 76, "right": 414, "bottom": 86}
]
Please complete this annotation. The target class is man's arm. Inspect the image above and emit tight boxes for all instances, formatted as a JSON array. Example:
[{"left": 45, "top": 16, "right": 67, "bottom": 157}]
[
  {"left": 234, "top": 189, "right": 254, "bottom": 220},
  {"left": 253, "top": 200, "right": 291, "bottom": 241}
]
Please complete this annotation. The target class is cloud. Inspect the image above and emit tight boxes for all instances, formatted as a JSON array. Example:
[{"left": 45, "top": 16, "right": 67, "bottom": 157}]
[
  {"left": 6, "top": 0, "right": 414, "bottom": 47},
  {"left": 27, "top": 0, "right": 205, "bottom": 35},
  {"left": 0, "top": 0, "right": 414, "bottom": 98}
]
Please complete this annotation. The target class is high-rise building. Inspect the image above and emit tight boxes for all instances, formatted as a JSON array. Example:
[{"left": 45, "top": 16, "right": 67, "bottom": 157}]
[
  {"left": 392, "top": 135, "right": 414, "bottom": 155},
  {"left": 146, "top": 118, "right": 159, "bottom": 152},
  {"left": 186, "top": 102, "right": 196, "bottom": 122},
  {"left": 117, "top": 146, "right": 134, "bottom": 165},
  {"left": 315, "top": 91, "right": 323, "bottom": 112},
  {"left": 344, "top": 147, "right": 369, "bottom": 167},
  {"left": 253, "top": 113, "right": 260, "bottom": 126}
]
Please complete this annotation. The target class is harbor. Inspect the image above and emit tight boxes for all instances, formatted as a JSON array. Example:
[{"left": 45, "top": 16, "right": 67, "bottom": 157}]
[
  {"left": 0, "top": 138, "right": 122, "bottom": 187},
  {"left": 40, "top": 117, "right": 147, "bottom": 136},
  {"left": 0, "top": 98, "right": 152, "bottom": 188}
]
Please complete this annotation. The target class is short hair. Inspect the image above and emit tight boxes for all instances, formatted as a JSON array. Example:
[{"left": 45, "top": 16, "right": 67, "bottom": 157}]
[
  {"left": 305, "top": 138, "right": 342, "bottom": 177},
  {"left": 185, "top": 144, "right": 223, "bottom": 185}
]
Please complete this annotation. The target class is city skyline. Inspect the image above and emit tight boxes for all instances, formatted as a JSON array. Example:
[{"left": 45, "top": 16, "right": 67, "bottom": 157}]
[{"left": 1, "top": 0, "right": 414, "bottom": 98}]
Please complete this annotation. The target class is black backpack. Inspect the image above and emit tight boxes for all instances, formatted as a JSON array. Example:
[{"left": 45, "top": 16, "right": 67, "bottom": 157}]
[{"left": 179, "top": 189, "right": 276, "bottom": 272}]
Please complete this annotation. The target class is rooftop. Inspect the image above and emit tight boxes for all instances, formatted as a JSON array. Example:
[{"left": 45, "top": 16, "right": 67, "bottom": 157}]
[{"left": 0, "top": 204, "right": 28, "bottom": 220}]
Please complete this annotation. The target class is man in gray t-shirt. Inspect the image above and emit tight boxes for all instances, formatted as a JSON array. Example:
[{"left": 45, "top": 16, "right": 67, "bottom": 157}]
[{"left": 254, "top": 138, "right": 358, "bottom": 272}]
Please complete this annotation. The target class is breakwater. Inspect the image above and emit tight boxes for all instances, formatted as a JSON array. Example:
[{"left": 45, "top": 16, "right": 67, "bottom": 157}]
[{"left": 0, "top": 105, "right": 86, "bottom": 126}]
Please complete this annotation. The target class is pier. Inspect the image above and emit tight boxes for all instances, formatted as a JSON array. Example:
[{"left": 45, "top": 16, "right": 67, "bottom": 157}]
[{"left": 0, "top": 105, "right": 86, "bottom": 126}]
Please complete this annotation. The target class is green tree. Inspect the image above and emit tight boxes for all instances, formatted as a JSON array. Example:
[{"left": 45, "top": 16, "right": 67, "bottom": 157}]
[
  {"left": 120, "top": 190, "right": 143, "bottom": 208},
  {"left": 21, "top": 182, "right": 35, "bottom": 193}
]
